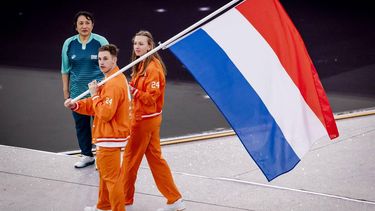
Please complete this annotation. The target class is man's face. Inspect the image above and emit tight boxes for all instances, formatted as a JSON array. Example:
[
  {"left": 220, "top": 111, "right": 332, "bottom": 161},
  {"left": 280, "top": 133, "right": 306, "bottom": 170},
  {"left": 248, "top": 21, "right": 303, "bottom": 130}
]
[{"left": 98, "top": 51, "right": 116, "bottom": 74}]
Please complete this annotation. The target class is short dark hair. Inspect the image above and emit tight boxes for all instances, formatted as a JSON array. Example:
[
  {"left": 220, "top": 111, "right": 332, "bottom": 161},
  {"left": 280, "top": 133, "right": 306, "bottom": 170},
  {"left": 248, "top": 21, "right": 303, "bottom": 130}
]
[
  {"left": 73, "top": 11, "right": 94, "bottom": 28},
  {"left": 99, "top": 44, "right": 119, "bottom": 57}
]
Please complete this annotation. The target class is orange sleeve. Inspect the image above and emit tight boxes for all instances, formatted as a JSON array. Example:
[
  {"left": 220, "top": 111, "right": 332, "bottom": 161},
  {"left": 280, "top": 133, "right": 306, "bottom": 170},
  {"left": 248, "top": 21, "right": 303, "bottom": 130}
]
[
  {"left": 92, "top": 86, "right": 122, "bottom": 122},
  {"left": 74, "top": 98, "right": 95, "bottom": 116}
]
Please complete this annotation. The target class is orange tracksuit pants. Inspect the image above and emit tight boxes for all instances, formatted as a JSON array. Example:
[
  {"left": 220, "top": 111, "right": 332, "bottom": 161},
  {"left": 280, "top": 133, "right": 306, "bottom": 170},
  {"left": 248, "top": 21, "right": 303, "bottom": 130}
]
[
  {"left": 122, "top": 115, "right": 182, "bottom": 205},
  {"left": 96, "top": 147, "right": 125, "bottom": 211}
]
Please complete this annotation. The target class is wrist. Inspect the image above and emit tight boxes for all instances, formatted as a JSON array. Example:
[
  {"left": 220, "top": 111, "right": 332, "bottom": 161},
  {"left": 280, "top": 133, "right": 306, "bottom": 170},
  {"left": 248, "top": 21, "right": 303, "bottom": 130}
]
[{"left": 64, "top": 93, "right": 70, "bottom": 99}]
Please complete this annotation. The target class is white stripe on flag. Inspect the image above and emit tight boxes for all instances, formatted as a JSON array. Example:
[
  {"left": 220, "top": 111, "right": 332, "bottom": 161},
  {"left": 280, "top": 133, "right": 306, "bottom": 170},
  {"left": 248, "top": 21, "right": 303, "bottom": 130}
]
[{"left": 202, "top": 9, "right": 328, "bottom": 158}]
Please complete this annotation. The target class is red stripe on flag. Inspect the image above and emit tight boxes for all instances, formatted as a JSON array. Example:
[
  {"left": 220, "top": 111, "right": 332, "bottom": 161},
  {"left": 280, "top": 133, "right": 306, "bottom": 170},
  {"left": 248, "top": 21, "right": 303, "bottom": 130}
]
[{"left": 236, "top": 0, "right": 338, "bottom": 139}]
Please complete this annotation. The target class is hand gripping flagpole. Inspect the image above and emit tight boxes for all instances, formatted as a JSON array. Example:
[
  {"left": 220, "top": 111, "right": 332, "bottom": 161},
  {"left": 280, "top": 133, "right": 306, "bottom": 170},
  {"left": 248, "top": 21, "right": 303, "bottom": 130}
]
[{"left": 71, "top": 0, "right": 243, "bottom": 103}]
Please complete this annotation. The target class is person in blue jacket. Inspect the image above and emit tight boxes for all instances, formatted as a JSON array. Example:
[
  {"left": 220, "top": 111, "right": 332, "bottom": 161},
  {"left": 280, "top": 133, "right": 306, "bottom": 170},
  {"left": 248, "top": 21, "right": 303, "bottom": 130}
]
[{"left": 61, "top": 11, "right": 109, "bottom": 168}]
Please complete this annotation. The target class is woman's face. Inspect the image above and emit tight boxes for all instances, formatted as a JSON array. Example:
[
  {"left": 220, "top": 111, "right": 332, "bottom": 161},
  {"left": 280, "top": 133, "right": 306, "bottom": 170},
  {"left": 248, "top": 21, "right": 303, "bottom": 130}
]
[
  {"left": 133, "top": 35, "right": 151, "bottom": 57},
  {"left": 76, "top": 15, "right": 93, "bottom": 37}
]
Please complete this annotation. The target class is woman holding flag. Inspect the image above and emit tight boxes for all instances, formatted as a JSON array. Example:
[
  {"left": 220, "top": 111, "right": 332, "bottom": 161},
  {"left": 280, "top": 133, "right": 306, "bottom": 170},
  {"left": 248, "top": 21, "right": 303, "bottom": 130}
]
[{"left": 122, "top": 30, "right": 186, "bottom": 211}]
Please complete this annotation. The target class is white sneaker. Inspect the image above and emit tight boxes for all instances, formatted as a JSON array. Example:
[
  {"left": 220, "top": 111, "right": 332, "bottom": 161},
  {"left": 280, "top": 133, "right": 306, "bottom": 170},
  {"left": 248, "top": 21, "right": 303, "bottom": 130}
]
[
  {"left": 83, "top": 205, "right": 110, "bottom": 211},
  {"left": 157, "top": 199, "right": 186, "bottom": 211},
  {"left": 75, "top": 155, "right": 95, "bottom": 168}
]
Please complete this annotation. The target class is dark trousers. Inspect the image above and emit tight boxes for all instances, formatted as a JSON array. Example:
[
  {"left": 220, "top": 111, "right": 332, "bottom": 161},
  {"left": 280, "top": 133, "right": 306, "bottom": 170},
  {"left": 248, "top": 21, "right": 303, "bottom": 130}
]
[{"left": 72, "top": 111, "right": 93, "bottom": 157}]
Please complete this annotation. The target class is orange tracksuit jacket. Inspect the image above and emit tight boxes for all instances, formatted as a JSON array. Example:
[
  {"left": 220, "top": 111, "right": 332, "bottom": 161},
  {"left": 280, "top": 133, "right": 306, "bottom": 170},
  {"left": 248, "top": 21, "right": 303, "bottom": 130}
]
[
  {"left": 131, "top": 59, "right": 165, "bottom": 120},
  {"left": 74, "top": 66, "right": 130, "bottom": 211},
  {"left": 123, "top": 58, "right": 182, "bottom": 205},
  {"left": 73, "top": 66, "right": 130, "bottom": 147}
]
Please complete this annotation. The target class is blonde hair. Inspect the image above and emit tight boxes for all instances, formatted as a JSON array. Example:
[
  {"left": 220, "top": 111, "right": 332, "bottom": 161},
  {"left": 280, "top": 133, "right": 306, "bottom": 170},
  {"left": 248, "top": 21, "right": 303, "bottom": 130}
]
[{"left": 130, "top": 30, "right": 167, "bottom": 77}]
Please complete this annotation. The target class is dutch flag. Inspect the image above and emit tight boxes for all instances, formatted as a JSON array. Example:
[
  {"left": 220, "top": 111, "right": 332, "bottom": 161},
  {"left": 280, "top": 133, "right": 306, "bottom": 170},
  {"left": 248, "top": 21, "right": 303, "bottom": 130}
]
[{"left": 169, "top": 0, "right": 339, "bottom": 181}]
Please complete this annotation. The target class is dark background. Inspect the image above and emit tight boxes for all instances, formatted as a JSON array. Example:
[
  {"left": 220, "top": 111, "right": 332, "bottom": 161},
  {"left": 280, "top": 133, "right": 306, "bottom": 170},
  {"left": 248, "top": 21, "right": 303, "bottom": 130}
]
[{"left": 1, "top": 0, "right": 374, "bottom": 80}]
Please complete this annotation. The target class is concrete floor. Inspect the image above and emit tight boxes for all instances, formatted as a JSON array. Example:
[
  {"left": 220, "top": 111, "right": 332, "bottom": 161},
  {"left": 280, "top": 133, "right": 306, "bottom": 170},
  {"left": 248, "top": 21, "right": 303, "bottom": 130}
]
[{"left": 1, "top": 114, "right": 374, "bottom": 211}]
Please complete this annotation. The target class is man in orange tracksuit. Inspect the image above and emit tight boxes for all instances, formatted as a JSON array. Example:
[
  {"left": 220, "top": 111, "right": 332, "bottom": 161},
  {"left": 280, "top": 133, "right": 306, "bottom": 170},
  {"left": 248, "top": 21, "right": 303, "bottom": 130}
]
[
  {"left": 65, "top": 44, "right": 129, "bottom": 211},
  {"left": 123, "top": 30, "right": 185, "bottom": 211}
]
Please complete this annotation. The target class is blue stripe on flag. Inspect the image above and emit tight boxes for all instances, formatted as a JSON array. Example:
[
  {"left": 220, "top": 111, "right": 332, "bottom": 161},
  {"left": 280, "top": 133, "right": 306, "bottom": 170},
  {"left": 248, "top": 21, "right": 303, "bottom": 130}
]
[{"left": 170, "top": 29, "right": 300, "bottom": 181}]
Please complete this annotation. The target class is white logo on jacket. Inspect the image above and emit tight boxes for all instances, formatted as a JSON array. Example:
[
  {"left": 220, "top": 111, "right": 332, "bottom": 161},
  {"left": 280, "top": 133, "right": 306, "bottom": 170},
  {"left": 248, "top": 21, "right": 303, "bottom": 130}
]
[
  {"left": 151, "top": 81, "right": 160, "bottom": 89},
  {"left": 105, "top": 97, "right": 112, "bottom": 105}
]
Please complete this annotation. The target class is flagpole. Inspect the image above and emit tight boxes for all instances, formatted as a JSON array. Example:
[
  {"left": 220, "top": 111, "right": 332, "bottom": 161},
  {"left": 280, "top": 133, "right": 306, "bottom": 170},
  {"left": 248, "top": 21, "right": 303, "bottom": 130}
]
[{"left": 71, "top": 0, "right": 243, "bottom": 103}]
